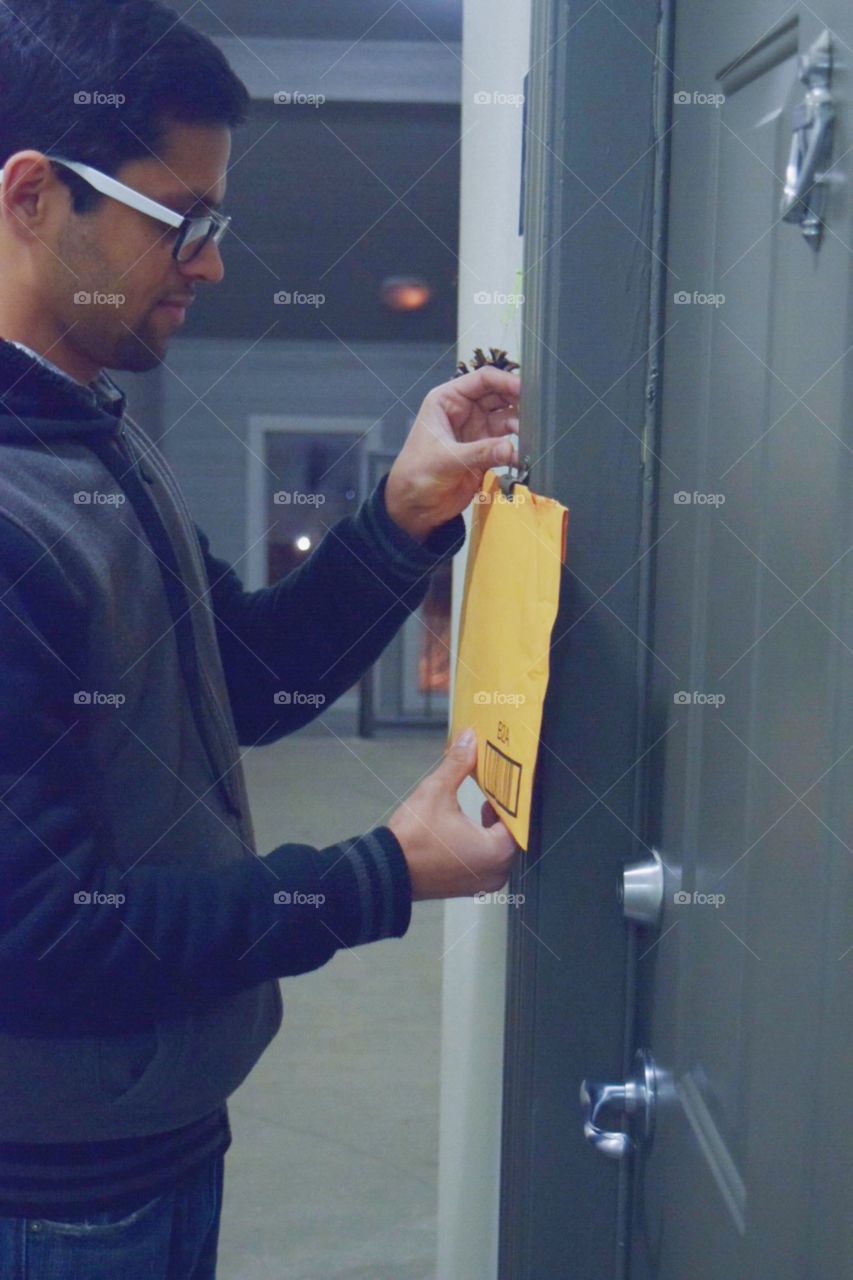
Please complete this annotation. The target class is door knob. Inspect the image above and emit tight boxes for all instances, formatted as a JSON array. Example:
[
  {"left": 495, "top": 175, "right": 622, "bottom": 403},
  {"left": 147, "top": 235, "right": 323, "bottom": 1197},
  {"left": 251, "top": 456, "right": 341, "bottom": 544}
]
[
  {"left": 580, "top": 1049, "right": 657, "bottom": 1160},
  {"left": 619, "top": 849, "right": 664, "bottom": 928}
]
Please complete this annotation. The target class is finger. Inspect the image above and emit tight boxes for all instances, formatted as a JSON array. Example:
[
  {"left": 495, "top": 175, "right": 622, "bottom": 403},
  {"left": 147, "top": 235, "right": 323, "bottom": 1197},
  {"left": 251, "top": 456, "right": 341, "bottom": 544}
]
[
  {"left": 449, "top": 367, "right": 521, "bottom": 405},
  {"left": 438, "top": 728, "right": 479, "bottom": 790},
  {"left": 481, "top": 799, "right": 500, "bottom": 828},
  {"left": 456, "top": 436, "right": 515, "bottom": 472},
  {"left": 482, "top": 815, "right": 518, "bottom": 858},
  {"left": 457, "top": 409, "right": 519, "bottom": 445},
  {"left": 485, "top": 406, "right": 520, "bottom": 435},
  {"left": 476, "top": 392, "right": 519, "bottom": 413},
  {"left": 462, "top": 803, "right": 517, "bottom": 853}
]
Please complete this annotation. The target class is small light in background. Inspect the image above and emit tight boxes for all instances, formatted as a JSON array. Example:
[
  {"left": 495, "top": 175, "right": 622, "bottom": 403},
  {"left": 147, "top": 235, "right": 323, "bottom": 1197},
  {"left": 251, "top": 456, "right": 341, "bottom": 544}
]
[
  {"left": 381, "top": 276, "right": 432, "bottom": 312},
  {"left": 295, "top": 535, "right": 312, "bottom": 552}
]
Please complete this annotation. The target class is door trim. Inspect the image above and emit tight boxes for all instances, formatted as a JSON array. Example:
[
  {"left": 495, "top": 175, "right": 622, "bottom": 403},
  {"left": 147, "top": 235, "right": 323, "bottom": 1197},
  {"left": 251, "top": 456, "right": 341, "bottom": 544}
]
[{"left": 498, "top": 1, "right": 674, "bottom": 1276}]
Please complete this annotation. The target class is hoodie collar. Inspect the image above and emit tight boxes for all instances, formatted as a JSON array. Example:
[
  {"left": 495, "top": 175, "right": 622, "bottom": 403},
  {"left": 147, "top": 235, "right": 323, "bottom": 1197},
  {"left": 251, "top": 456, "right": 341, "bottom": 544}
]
[
  {"left": 6, "top": 339, "right": 127, "bottom": 418},
  {"left": 0, "top": 337, "right": 127, "bottom": 441}
]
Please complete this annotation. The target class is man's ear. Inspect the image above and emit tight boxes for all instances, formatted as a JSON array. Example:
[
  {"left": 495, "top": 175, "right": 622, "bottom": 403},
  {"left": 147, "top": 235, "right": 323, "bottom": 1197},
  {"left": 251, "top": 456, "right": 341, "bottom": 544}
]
[{"left": 0, "top": 150, "right": 66, "bottom": 244}]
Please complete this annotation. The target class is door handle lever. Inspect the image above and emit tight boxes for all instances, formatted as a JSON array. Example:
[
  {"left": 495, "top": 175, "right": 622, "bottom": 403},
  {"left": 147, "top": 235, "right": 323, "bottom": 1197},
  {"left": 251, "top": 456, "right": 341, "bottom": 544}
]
[{"left": 580, "top": 1050, "right": 657, "bottom": 1160}]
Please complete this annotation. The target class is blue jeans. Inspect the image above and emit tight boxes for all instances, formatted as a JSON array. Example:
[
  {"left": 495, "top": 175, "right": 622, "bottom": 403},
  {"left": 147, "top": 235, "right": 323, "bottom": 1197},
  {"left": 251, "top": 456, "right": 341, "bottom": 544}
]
[{"left": 0, "top": 1151, "right": 224, "bottom": 1279}]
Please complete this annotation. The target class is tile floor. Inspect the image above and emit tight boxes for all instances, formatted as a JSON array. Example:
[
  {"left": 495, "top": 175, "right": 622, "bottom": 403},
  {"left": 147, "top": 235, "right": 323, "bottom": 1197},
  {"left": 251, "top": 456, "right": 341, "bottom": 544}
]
[{"left": 216, "top": 718, "right": 448, "bottom": 1280}]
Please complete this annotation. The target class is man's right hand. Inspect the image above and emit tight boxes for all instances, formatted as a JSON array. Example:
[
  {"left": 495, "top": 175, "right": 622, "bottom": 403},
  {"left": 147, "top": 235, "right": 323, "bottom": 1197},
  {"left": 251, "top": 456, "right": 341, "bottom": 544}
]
[{"left": 386, "top": 728, "right": 519, "bottom": 901}]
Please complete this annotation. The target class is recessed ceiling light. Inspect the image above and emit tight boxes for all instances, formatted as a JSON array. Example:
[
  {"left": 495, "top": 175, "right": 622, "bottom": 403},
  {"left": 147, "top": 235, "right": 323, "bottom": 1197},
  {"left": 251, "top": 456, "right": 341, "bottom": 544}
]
[{"left": 381, "top": 276, "right": 432, "bottom": 312}]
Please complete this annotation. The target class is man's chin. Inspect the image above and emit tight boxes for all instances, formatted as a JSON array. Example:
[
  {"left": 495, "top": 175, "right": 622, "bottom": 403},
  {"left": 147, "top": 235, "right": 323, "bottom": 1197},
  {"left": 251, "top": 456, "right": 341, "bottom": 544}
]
[{"left": 112, "top": 327, "right": 168, "bottom": 373}]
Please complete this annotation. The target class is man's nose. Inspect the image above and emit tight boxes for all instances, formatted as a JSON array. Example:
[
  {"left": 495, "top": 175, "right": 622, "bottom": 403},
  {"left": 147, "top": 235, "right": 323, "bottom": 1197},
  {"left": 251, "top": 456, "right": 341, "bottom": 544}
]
[{"left": 180, "top": 236, "right": 225, "bottom": 286}]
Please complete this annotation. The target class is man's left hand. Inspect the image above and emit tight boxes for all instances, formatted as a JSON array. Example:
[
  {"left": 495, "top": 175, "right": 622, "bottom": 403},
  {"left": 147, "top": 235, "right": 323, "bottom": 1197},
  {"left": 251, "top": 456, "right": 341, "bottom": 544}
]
[{"left": 384, "top": 366, "right": 521, "bottom": 543}]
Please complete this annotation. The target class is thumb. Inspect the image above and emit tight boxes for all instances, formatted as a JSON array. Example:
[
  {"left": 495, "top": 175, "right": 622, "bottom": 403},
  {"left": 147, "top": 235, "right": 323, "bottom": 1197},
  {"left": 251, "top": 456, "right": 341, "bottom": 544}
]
[
  {"left": 455, "top": 436, "right": 515, "bottom": 475},
  {"left": 438, "top": 727, "right": 478, "bottom": 789}
]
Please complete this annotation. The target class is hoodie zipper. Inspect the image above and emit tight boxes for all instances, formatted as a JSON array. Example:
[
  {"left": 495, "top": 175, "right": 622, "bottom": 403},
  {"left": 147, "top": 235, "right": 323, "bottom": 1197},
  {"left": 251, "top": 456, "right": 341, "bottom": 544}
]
[{"left": 115, "top": 420, "right": 156, "bottom": 485}]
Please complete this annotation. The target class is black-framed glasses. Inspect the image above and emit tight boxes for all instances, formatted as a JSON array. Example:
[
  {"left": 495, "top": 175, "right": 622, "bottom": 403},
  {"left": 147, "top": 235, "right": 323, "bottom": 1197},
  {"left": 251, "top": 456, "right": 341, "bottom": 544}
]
[{"left": 0, "top": 155, "right": 232, "bottom": 263}]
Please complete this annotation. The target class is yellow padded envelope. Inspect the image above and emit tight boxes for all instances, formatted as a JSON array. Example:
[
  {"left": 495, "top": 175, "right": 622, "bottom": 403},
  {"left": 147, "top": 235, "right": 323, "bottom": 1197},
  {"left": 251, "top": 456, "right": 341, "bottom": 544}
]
[{"left": 448, "top": 469, "right": 568, "bottom": 850}]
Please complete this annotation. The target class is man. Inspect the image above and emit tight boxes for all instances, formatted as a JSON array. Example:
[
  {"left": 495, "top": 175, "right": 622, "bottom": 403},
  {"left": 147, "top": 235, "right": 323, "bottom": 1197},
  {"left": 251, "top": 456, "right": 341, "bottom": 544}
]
[{"left": 0, "top": 2, "right": 520, "bottom": 1276}]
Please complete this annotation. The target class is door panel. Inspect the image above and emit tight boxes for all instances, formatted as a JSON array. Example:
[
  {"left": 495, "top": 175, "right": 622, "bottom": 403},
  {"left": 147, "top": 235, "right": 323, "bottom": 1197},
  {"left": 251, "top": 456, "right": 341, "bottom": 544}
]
[{"left": 632, "top": 4, "right": 853, "bottom": 1277}]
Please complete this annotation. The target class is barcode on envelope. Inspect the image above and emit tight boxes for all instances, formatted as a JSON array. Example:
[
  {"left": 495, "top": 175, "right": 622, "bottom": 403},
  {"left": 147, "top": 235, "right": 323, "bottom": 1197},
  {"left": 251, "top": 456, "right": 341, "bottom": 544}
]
[{"left": 483, "top": 740, "right": 522, "bottom": 817}]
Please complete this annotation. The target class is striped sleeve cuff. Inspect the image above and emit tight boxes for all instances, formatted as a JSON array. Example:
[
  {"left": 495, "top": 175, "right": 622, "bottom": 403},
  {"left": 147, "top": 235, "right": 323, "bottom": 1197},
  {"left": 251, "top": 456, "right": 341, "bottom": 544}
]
[
  {"left": 314, "top": 825, "right": 413, "bottom": 949},
  {"left": 352, "top": 472, "right": 466, "bottom": 581}
]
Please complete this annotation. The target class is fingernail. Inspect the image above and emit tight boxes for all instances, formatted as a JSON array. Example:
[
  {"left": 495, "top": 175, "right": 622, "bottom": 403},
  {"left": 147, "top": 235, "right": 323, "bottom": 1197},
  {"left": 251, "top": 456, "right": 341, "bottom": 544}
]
[{"left": 456, "top": 727, "right": 476, "bottom": 749}]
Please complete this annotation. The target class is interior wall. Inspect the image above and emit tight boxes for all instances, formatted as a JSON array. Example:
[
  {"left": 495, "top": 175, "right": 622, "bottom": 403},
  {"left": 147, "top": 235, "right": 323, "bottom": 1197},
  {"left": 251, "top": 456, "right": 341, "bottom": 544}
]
[
  {"left": 437, "top": 0, "right": 530, "bottom": 1275},
  {"left": 151, "top": 337, "right": 454, "bottom": 567}
]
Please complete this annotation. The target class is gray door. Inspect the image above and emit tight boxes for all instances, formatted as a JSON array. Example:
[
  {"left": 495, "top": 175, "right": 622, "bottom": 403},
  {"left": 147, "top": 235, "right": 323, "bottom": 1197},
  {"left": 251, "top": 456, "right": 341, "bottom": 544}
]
[
  {"left": 630, "top": 3, "right": 852, "bottom": 1277},
  {"left": 499, "top": 2, "right": 852, "bottom": 1278}
]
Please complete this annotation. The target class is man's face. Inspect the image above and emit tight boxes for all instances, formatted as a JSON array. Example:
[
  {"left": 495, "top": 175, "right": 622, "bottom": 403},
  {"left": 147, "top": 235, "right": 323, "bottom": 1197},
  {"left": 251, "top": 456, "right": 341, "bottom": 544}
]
[{"left": 49, "top": 121, "right": 230, "bottom": 373}]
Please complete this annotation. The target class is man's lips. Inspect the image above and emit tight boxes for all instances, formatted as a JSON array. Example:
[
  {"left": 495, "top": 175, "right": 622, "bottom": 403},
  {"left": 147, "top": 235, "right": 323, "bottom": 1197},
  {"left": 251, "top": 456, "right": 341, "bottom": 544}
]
[{"left": 156, "top": 298, "right": 193, "bottom": 323}]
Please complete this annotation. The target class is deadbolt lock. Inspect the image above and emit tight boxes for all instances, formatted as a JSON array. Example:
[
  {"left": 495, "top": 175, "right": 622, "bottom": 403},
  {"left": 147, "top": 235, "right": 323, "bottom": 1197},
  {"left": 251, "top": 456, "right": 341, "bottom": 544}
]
[{"left": 619, "top": 849, "right": 664, "bottom": 929}]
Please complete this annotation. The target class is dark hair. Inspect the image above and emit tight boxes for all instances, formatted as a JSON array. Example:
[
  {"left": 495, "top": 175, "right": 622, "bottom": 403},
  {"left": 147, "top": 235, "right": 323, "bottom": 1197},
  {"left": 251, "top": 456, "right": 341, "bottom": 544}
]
[{"left": 0, "top": 0, "right": 251, "bottom": 212}]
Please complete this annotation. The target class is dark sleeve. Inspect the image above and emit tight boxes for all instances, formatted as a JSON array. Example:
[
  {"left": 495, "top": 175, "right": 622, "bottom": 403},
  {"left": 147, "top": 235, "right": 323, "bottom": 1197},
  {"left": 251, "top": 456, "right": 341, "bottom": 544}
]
[
  {"left": 0, "top": 512, "right": 413, "bottom": 1035},
  {"left": 196, "top": 471, "right": 466, "bottom": 744}
]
